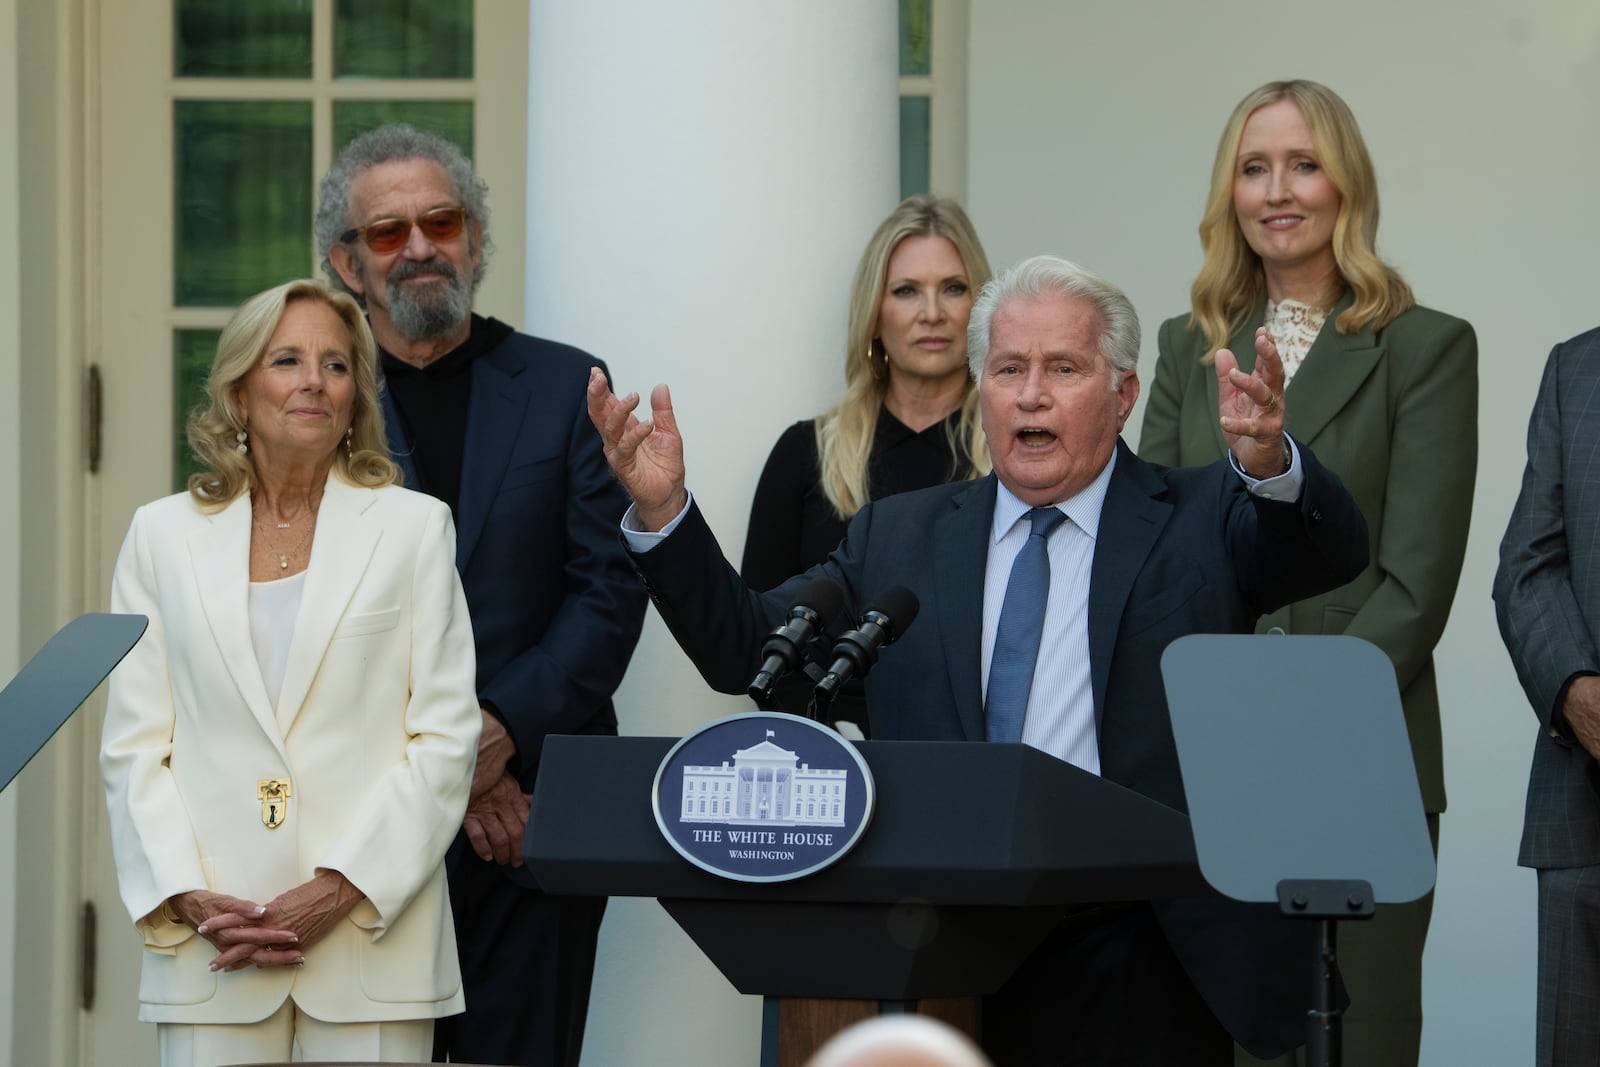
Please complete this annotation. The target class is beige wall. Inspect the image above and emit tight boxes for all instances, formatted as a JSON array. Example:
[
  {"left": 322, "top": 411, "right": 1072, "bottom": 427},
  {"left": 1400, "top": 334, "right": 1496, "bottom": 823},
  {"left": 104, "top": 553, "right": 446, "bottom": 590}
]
[
  {"left": 8, "top": 0, "right": 88, "bottom": 1063},
  {"left": 967, "top": 2, "right": 1600, "bottom": 1062},
  {"left": 0, "top": 0, "right": 23, "bottom": 1056}
]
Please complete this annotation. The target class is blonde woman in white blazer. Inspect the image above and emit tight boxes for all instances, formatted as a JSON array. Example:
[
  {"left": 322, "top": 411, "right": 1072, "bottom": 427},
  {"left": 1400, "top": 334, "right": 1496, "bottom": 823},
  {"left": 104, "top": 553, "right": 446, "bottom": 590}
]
[{"left": 100, "top": 279, "right": 481, "bottom": 1067}]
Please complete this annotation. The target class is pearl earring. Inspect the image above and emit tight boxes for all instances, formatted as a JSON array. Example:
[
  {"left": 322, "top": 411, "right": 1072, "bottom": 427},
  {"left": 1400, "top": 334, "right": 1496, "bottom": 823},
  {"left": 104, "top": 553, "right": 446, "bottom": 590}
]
[{"left": 235, "top": 430, "right": 248, "bottom": 455}]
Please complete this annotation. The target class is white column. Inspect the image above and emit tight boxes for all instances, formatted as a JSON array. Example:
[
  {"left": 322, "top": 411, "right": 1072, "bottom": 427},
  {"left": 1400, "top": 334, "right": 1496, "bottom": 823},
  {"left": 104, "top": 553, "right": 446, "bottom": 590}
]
[{"left": 526, "top": 5, "right": 898, "bottom": 1065}]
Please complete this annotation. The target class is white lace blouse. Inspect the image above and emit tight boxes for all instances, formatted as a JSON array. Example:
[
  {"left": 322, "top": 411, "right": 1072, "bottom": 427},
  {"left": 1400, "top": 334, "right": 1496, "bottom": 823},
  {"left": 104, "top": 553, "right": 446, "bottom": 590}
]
[{"left": 1265, "top": 298, "right": 1329, "bottom": 386}]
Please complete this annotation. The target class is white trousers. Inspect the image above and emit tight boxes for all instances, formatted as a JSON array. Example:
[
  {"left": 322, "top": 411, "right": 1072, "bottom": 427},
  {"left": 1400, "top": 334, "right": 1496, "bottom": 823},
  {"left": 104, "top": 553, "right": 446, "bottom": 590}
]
[{"left": 156, "top": 999, "right": 433, "bottom": 1066}]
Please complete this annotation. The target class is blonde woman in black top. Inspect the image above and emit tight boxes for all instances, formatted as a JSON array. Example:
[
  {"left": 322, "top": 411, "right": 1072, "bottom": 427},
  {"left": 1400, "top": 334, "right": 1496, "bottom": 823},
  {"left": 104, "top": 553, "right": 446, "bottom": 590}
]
[{"left": 741, "top": 195, "right": 993, "bottom": 591}]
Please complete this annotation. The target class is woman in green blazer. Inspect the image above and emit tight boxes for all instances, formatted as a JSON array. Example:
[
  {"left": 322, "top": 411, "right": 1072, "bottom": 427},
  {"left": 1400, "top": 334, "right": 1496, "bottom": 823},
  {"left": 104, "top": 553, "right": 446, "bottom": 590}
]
[{"left": 1140, "top": 80, "right": 1477, "bottom": 1067}]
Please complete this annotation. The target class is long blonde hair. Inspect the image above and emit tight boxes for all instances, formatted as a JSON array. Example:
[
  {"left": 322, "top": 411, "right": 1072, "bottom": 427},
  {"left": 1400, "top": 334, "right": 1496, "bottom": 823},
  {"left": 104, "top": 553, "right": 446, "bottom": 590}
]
[
  {"left": 1190, "top": 79, "right": 1414, "bottom": 355},
  {"left": 816, "top": 196, "right": 993, "bottom": 520},
  {"left": 186, "top": 279, "right": 400, "bottom": 509}
]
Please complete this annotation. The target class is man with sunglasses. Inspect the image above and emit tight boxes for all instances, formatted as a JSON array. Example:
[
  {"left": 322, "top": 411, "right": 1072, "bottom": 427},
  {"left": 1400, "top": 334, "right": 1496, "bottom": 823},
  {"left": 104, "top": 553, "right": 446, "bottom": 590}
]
[{"left": 316, "top": 124, "right": 647, "bottom": 1067}]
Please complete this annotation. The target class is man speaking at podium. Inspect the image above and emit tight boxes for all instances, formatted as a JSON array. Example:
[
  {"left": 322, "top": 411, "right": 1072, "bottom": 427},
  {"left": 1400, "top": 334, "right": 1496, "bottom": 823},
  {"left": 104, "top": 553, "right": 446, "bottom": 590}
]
[{"left": 588, "top": 255, "right": 1368, "bottom": 1066}]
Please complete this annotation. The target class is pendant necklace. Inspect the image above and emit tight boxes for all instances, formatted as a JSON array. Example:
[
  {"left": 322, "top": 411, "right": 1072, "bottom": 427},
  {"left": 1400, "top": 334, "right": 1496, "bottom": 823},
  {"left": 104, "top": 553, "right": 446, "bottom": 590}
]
[{"left": 256, "top": 502, "right": 318, "bottom": 571}]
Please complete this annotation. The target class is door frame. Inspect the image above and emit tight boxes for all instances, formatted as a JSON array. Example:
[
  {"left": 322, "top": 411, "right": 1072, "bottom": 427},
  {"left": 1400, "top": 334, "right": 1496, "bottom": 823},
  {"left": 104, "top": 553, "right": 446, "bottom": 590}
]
[{"left": 9, "top": 3, "right": 531, "bottom": 1064}]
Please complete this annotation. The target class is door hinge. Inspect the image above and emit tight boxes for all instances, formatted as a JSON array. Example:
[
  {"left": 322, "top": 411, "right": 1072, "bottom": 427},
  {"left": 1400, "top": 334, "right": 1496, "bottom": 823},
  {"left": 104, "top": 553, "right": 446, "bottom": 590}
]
[
  {"left": 81, "top": 900, "right": 96, "bottom": 1011},
  {"left": 87, "top": 364, "right": 103, "bottom": 474}
]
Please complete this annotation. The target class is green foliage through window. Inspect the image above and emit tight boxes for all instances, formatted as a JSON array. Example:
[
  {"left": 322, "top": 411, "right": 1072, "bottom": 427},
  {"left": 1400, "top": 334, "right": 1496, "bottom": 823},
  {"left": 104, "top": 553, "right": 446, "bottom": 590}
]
[
  {"left": 900, "top": 96, "right": 930, "bottom": 199},
  {"left": 899, "top": 0, "right": 931, "bottom": 76},
  {"left": 335, "top": 0, "right": 473, "bottom": 79},
  {"left": 175, "top": 0, "right": 313, "bottom": 78},
  {"left": 175, "top": 101, "right": 314, "bottom": 308},
  {"left": 173, "top": 330, "right": 222, "bottom": 491},
  {"left": 334, "top": 101, "right": 474, "bottom": 160}
]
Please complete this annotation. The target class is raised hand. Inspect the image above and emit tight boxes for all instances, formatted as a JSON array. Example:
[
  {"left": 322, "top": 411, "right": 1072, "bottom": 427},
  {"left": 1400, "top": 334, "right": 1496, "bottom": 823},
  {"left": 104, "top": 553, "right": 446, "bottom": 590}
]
[
  {"left": 1216, "top": 326, "right": 1289, "bottom": 479},
  {"left": 586, "top": 369, "right": 688, "bottom": 530}
]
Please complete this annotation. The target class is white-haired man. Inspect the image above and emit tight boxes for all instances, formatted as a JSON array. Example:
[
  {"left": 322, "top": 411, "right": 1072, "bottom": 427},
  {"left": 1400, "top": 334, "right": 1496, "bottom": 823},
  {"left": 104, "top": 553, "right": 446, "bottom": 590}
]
[{"left": 589, "top": 255, "right": 1368, "bottom": 1065}]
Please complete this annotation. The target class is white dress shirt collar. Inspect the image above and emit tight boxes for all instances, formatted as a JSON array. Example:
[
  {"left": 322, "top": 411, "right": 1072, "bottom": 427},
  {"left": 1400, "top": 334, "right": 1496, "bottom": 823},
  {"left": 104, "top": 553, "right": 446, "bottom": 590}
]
[{"left": 990, "top": 446, "right": 1118, "bottom": 545}]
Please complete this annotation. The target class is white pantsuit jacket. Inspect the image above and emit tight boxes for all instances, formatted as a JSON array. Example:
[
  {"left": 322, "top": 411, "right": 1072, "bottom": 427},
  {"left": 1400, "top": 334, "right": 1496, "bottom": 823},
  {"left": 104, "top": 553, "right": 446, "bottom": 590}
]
[{"left": 100, "top": 476, "right": 480, "bottom": 1024}]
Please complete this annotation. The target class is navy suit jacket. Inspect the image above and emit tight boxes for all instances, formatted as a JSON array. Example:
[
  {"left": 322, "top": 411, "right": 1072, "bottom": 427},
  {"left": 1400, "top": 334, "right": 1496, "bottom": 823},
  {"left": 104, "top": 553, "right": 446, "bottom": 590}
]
[
  {"left": 632, "top": 438, "right": 1368, "bottom": 1057},
  {"left": 382, "top": 329, "right": 647, "bottom": 812}
]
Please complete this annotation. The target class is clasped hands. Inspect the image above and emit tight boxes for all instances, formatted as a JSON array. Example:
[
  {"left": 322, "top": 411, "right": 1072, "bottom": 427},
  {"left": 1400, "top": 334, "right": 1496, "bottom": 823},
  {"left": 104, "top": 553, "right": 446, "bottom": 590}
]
[
  {"left": 1217, "top": 326, "right": 1290, "bottom": 479},
  {"left": 168, "top": 870, "right": 363, "bottom": 972},
  {"left": 463, "top": 707, "right": 530, "bottom": 867}
]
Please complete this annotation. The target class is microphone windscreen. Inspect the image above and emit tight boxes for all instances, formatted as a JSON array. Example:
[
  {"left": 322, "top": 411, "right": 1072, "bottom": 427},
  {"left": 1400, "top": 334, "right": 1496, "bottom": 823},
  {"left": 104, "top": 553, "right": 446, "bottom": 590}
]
[
  {"left": 795, "top": 575, "right": 845, "bottom": 628},
  {"left": 865, "top": 585, "right": 920, "bottom": 636}
]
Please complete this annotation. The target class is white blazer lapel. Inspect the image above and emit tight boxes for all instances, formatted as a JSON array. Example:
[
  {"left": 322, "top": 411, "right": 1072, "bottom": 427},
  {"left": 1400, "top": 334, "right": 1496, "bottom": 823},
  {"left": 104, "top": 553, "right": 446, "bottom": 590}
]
[
  {"left": 187, "top": 494, "right": 284, "bottom": 751},
  {"left": 274, "top": 476, "right": 381, "bottom": 734}
]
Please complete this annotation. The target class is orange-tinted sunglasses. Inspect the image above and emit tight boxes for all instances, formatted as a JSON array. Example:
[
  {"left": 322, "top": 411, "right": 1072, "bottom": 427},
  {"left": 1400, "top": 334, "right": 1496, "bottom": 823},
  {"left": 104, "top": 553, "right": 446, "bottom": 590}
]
[{"left": 339, "top": 206, "right": 469, "bottom": 253}]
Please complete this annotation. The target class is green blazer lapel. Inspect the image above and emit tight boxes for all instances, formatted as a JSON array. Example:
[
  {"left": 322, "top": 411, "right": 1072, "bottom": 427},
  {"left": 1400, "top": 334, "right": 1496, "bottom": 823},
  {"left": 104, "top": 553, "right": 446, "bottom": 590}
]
[
  {"left": 1281, "top": 289, "right": 1382, "bottom": 447},
  {"left": 933, "top": 475, "right": 996, "bottom": 741}
]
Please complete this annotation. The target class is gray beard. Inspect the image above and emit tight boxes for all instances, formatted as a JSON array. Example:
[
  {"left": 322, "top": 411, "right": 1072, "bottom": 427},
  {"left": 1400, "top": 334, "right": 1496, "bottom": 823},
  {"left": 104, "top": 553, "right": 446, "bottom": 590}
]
[{"left": 385, "top": 259, "right": 473, "bottom": 342}]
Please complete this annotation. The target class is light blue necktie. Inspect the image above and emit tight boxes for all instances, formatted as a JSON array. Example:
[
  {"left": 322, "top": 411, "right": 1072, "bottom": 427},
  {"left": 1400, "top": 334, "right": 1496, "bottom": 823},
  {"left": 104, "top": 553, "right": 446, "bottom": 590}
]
[{"left": 985, "top": 506, "right": 1067, "bottom": 743}]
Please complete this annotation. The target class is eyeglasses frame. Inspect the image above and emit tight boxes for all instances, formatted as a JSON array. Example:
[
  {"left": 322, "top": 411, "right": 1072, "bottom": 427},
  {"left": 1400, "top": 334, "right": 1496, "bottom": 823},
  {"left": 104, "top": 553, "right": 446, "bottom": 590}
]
[{"left": 338, "top": 206, "right": 472, "bottom": 252}]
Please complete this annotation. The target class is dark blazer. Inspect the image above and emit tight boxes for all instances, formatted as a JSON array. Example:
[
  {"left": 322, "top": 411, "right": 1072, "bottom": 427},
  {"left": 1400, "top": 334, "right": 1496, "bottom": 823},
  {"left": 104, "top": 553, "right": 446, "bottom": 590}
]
[
  {"left": 632, "top": 439, "right": 1368, "bottom": 1057},
  {"left": 1495, "top": 326, "right": 1600, "bottom": 870},
  {"left": 381, "top": 330, "right": 648, "bottom": 797},
  {"left": 1141, "top": 295, "right": 1478, "bottom": 813}
]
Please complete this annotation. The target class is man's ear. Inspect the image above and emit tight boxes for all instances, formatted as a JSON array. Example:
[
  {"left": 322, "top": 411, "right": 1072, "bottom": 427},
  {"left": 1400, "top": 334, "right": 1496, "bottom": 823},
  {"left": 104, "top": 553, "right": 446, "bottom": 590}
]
[
  {"left": 1114, "top": 370, "right": 1140, "bottom": 431},
  {"left": 468, "top": 217, "right": 485, "bottom": 275},
  {"left": 329, "top": 242, "right": 365, "bottom": 297}
]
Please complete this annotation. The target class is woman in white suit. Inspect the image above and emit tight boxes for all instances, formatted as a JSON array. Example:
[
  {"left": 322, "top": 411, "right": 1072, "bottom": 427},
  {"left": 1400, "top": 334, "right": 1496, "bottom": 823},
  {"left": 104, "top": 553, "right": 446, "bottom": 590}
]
[{"left": 100, "top": 278, "right": 481, "bottom": 1066}]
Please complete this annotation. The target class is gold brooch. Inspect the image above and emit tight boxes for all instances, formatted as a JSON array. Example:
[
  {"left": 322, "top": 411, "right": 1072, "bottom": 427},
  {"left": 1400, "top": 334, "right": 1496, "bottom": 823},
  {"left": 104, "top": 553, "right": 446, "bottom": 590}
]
[{"left": 257, "top": 777, "right": 292, "bottom": 829}]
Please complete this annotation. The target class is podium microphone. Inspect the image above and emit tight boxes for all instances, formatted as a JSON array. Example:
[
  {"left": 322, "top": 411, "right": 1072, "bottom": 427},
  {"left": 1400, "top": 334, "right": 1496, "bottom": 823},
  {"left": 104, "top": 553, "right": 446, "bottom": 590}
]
[
  {"left": 814, "top": 586, "right": 920, "bottom": 698},
  {"left": 748, "top": 576, "right": 846, "bottom": 706}
]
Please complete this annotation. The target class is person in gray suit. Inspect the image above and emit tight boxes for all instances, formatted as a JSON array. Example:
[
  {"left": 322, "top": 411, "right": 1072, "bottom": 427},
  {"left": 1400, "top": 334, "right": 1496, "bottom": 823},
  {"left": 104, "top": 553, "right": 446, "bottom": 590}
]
[{"left": 1494, "top": 324, "right": 1600, "bottom": 1067}]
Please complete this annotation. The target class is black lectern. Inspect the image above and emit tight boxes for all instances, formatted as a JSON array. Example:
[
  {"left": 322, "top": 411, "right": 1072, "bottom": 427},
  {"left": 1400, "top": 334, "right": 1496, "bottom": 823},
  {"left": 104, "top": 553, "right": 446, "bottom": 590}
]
[
  {"left": 0, "top": 613, "right": 147, "bottom": 793},
  {"left": 526, "top": 736, "right": 1207, "bottom": 1066}
]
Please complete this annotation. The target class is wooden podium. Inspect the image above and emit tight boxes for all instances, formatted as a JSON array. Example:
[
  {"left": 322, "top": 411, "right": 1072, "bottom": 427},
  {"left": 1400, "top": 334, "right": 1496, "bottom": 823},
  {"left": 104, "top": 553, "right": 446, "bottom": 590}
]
[{"left": 525, "top": 736, "right": 1204, "bottom": 1066}]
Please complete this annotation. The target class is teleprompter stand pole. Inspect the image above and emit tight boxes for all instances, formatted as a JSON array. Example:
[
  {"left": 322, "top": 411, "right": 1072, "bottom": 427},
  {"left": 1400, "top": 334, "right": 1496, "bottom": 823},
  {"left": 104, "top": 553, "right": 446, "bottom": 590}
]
[{"left": 1277, "top": 877, "right": 1376, "bottom": 1067}]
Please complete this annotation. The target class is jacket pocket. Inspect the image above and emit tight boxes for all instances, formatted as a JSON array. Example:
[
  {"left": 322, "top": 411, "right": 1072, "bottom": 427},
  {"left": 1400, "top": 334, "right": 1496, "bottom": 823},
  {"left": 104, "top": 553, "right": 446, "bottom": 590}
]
[
  {"left": 139, "top": 945, "right": 219, "bottom": 1006},
  {"left": 141, "top": 857, "right": 225, "bottom": 1005},
  {"left": 1122, "top": 572, "right": 1206, "bottom": 638},
  {"left": 334, "top": 606, "right": 400, "bottom": 639},
  {"left": 358, "top": 871, "right": 460, "bottom": 1004},
  {"left": 499, "top": 455, "right": 563, "bottom": 492}
]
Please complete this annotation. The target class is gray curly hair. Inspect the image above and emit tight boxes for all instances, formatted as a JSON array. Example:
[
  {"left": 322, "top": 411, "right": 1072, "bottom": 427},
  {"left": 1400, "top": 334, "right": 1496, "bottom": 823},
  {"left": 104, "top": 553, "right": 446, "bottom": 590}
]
[{"left": 315, "top": 123, "right": 494, "bottom": 300}]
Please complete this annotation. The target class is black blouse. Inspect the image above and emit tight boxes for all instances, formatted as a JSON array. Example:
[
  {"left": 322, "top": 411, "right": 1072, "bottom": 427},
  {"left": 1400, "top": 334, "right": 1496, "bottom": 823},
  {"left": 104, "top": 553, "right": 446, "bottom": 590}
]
[{"left": 740, "top": 405, "right": 972, "bottom": 590}]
